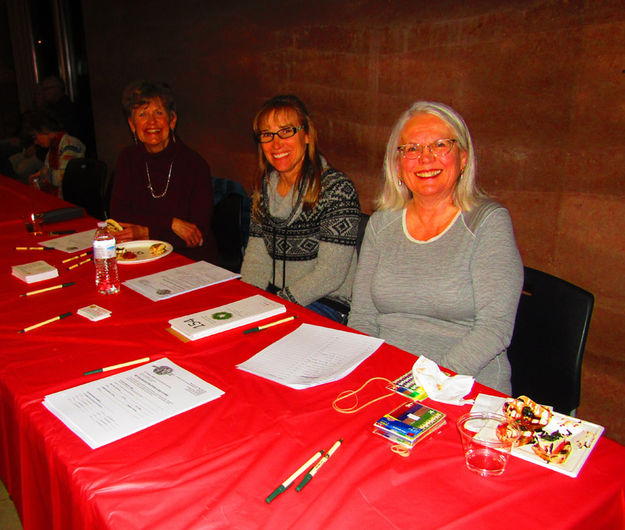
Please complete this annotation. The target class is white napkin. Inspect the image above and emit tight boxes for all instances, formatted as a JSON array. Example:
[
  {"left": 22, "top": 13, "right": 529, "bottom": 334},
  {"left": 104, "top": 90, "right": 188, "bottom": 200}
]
[{"left": 412, "top": 356, "right": 475, "bottom": 406}]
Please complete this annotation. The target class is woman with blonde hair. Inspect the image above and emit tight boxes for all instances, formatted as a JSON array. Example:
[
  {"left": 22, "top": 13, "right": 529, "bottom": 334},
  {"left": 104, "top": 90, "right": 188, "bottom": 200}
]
[{"left": 241, "top": 95, "right": 360, "bottom": 323}]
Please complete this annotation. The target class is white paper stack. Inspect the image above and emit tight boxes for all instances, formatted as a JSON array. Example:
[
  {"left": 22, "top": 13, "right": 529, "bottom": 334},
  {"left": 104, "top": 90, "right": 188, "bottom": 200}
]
[
  {"left": 43, "top": 358, "right": 224, "bottom": 449},
  {"left": 169, "top": 294, "right": 286, "bottom": 340},
  {"left": 237, "top": 323, "right": 384, "bottom": 389},
  {"left": 12, "top": 260, "right": 59, "bottom": 283},
  {"left": 123, "top": 260, "right": 240, "bottom": 301},
  {"left": 39, "top": 229, "right": 96, "bottom": 253}
]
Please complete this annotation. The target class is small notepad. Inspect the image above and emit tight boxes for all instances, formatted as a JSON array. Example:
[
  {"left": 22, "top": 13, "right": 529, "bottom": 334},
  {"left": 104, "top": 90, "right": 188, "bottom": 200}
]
[
  {"left": 12, "top": 261, "right": 59, "bottom": 283},
  {"left": 77, "top": 305, "right": 112, "bottom": 321}
]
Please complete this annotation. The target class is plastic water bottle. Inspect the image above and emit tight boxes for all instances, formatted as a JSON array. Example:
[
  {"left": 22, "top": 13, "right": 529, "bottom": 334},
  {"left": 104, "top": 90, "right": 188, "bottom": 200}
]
[{"left": 93, "top": 221, "right": 120, "bottom": 294}]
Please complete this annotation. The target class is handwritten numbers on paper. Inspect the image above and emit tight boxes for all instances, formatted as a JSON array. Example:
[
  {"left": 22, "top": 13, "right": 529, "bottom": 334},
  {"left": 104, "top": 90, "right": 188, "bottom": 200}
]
[{"left": 184, "top": 318, "right": 206, "bottom": 329}]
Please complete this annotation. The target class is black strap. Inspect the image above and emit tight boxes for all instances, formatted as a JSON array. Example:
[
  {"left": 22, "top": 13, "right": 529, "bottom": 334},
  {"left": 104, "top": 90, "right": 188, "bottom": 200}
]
[{"left": 317, "top": 297, "right": 350, "bottom": 316}]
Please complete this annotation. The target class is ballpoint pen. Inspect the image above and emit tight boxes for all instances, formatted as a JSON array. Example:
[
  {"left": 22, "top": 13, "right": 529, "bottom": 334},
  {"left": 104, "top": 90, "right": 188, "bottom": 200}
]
[
  {"left": 67, "top": 258, "right": 92, "bottom": 270},
  {"left": 20, "top": 282, "right": 75, "bottom": 297},
  {"left": 266, "top": 449, "right": 325, "bottom": 503},
  {"left": 15, "top": 246, "right": 54, "bottom": 251},
  {"left": 62, "top": 250, "right": 92, "bottom": 264},
  {"left": 244, "top": 315, "right": 296, "bottom": 334},
  {"left": 18, "top": 312, "right": 72, "bottom": 333},
  {"left": 83, "top": 357, "right": 151, "bottom": 376},
  {"left": 296, "top": 439, "right": 343, "bottom": 492}
]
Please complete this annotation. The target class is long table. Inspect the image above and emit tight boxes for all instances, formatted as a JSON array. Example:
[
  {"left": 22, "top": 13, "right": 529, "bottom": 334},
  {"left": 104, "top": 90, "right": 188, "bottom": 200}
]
[{"left": 1, "top": 175, "right": 625, "bottom": 529}]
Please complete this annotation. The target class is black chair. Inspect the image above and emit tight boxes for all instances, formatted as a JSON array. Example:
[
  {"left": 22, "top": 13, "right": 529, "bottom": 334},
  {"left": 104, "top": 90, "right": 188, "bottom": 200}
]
[
  {"left": 211, "top": 178, "right": 251, "bottom": 273},
  {"left": 507, "top": 266, "right": 594, "bottom": 415},
  {"left": 211, "top": 193, "right": 245, "bottom": 273},
  {"left": 62, "top": 158, "right": 109, "bottom": 220}
]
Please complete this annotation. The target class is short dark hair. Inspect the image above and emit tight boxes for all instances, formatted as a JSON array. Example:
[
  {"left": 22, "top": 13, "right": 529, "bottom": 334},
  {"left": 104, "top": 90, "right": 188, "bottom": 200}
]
[
  {"left": 121, "top": 80, "right": 176, "bottom": 117},
  {"left": 25, "top": 110, "right": 62, "bottom": 135}
]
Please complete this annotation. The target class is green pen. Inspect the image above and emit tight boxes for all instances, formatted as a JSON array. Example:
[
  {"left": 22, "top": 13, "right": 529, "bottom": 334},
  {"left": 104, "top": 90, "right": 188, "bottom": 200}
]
[
  {"left": 296, "top": 439, "right": 343, "bottom": 492},
  {"left": 266, "top": 449, "right": 324, "bottom": 503}
]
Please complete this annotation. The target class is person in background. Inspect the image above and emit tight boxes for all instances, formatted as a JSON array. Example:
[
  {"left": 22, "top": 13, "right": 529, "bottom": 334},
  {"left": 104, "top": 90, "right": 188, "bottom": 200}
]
[
  {"left": 110, "top": 80, "right": 218, "bottom": 263},
  {"left": 27, "top": 111, "right": 85, "bottom": 195},
  {"left": 348, "top": 101, "right": 523, "bottom": 393},
  {"left": 4, "top": 76, "right": 83, "bottom": 182},
  {"left": 39, "top": 76, "right": 82, "bottom": 139},
  {"left": 1, "top": 83, "right": 47, "bottom": 181},
  {"left": 240, "top": 95, "right": 361, "bottom": 324}
]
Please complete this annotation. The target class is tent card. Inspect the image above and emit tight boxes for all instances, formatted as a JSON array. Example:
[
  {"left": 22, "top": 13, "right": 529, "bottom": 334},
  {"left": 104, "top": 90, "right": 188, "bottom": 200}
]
[{"left": 168, "top": 295, "right": 286, "bottom": 340}]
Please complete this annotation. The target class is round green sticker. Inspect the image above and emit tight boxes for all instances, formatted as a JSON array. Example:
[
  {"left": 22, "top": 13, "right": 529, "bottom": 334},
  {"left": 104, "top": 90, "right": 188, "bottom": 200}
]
[{"left": 212, "top": 311, "right": 232, "bottom": 320}]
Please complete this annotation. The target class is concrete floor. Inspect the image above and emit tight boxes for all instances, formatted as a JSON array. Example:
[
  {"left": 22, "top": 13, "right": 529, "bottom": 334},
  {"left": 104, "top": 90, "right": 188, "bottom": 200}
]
[{"left": 0, "top": 480, "right": 22, "bottom": 530}]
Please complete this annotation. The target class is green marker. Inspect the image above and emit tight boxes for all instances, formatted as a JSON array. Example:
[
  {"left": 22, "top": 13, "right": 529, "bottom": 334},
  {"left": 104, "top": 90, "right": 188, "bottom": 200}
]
[
  {"left": 296, "top": 439, "right": 343, "bottom": 492},
  {"left": 265, "top": 449, "right": 324, "bottom": 503}
]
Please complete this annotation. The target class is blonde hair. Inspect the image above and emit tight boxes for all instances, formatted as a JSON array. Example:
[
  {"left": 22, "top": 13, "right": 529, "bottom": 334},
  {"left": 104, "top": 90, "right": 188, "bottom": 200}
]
[{"left": 377, "top": 101, "right": 487, "bottom": 211}]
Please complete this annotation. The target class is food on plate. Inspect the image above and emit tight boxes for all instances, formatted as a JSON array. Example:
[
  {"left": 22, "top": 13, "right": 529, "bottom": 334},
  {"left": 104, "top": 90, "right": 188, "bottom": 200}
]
[
  {"left": 497, "top": 396, "right": 575, "bottom": 464},
  {"left": 496, "top": 420, "right": 533, "bottom": 446},
  {"left": 497, "top": 421, "right": 533, "bottom": 445},
  {"left": 497, "top": 396, "right": 553, "bottom": 447},
  {"left": 121, "top": 250, "right": 137, "bottom": 260},
  {"left": 106, "top": 218, "right": 123, "bottom": 232},
  {"left": 532, "top": 431, "right": 572, "bottom": 464},
  {"left": 502, "top": 395, "right": 552, "bottom": 429},
  {"left": 149, "top": 242, "right": 167, "bottom": 256}
]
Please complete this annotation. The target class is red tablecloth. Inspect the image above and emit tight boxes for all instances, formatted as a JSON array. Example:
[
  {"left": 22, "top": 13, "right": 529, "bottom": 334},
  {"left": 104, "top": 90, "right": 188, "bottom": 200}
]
[{"left": 1, "top": 176, "right": 625, "bottom": 529}]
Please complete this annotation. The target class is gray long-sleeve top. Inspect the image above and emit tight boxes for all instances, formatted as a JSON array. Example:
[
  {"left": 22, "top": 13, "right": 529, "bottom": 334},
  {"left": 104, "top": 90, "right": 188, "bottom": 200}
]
[
  {"left": 241, "top": 161, "right": 360, "bottom": 307},
  {"left": 348, "top": 200, "right": 523, "bottom": 393}
]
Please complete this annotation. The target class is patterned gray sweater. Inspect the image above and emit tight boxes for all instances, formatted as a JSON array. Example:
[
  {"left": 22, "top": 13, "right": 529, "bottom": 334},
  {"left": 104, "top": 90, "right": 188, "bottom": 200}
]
[
  {"left": 348, "top": 201, "right": 523, "bottom": 393},
  {"left": 241, "top": 161, "right": 360, "bottom": 307}
]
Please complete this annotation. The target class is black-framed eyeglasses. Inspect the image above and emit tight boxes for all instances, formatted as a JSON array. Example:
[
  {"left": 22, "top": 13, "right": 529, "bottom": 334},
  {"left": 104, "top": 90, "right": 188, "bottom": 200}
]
[
  {"left": 397, "top": 139, "right": 457, "bottom": 159},
  {"left": 256, "top": 125, "right": 304, "bottom": 143}
]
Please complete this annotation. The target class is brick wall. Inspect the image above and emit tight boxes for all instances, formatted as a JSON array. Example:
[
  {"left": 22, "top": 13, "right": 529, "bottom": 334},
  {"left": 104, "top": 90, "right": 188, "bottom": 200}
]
[{"left": 82, "top": 0, "right": 625, "bottom": 442}]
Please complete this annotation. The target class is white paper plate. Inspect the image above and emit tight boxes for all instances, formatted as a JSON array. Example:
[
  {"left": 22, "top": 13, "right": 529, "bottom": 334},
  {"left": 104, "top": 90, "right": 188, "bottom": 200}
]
[{"left": 116, "top": 240, "right": 173, "bottom": 264}]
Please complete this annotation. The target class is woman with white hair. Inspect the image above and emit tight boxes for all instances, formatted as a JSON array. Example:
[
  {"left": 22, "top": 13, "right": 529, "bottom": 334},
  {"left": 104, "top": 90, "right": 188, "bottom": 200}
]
[{"left": 348, "top": 101, "right": 522, "bottom": 393}]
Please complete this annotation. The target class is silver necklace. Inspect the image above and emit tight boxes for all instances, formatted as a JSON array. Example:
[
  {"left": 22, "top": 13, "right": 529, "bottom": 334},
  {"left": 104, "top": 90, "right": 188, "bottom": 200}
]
[{"left": 145, "top": 160, "right": 173, "bottom": 199}]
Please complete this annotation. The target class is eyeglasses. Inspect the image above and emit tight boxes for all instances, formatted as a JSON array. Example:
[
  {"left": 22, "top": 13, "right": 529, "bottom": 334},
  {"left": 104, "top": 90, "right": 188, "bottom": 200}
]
[
  {"left": 256, "top": 125, "right": 304, "bottom": 143},
  {"left": 397, "top": 139, "right": 457, "bottom": 159}
]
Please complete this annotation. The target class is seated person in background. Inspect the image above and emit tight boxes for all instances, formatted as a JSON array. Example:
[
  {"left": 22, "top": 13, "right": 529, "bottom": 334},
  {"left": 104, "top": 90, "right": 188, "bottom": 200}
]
[
  {"left": 2, "top": 88, "right": 46, "bottom": 181},
  {"left": 110, "top": 80, "right": 218, "bottom": 263},
  {"left": 4, "top": 108, "right": 46, "bottom": 183},
  {"left": 27, "top": 111, "right": 85, "bottom": 195},
  {"left": 39, "top": 75, "right": 83, "bottom": 140},
  {"left": 240, "top": 95, "right": 361, "bottom": 324},
  {"left": 2, "top": 75, "right": 80, "bottom": 181},
  {"left": 348, "top": 101, "right": 523, "bottom": 393}
]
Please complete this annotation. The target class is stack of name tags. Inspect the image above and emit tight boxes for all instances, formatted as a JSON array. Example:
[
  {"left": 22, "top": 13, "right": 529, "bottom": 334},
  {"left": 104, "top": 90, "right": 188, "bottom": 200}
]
[{"left": 12, "top": 261, "right": 58, "bottom": 283}]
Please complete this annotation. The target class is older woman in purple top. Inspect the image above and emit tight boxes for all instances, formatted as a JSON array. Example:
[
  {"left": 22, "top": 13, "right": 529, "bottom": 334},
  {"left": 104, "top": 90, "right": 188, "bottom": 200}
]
[{"left": 110, "top": 80, "right": 217, "bottom": 263}]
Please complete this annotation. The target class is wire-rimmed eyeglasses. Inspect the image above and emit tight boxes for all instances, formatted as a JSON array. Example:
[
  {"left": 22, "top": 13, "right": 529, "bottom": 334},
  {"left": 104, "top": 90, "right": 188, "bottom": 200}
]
[
  {"left": 256, "top": 125, "right": 304, "bottom": 143},
  {"left": 397, "top": 139, "right": 457, "bottom": 159}
]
